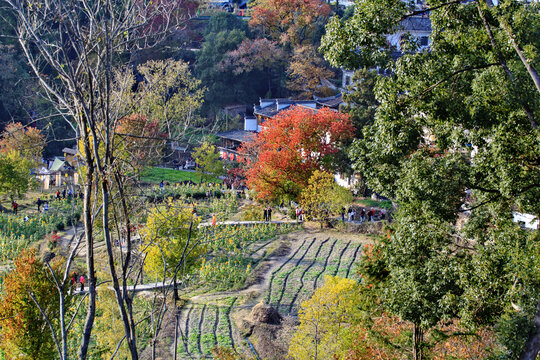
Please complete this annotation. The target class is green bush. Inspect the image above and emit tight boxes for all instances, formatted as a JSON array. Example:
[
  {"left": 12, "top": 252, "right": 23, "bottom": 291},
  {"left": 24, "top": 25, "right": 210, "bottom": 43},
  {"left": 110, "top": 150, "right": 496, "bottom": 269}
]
[{"left": 241, "top": 205, "right": 264, "bottom": 221}]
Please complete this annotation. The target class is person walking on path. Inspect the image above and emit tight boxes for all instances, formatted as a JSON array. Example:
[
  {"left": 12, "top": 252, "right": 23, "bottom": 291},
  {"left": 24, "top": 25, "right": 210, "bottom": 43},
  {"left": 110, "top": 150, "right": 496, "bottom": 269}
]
[
  {"left": 360, "top": 208, "right": 366, "bottom": 223},
  {"left": 268, "top": 207, "right": 272, "bottom": 222},
  {"left": 12, "top": 200, "right": 18, "bottom": 215},
  {"left": 37, "top": 198, "right": 43, "bottom": 212},
  {"left": 43, "top": 202, "right": 49, "bottom": 213},
  {"left": 263, "top": 207, "right": 268, "bottom": 222},
  {"left": 70, "top": 274, "right": 76, "bottom": 295},
  {"left": 62, "top": 188, "right": 66, "bottom": 199},
  {"left": 79, "top": 275, "right": 85, "bottom": 291},
  {"left": 341, "top": 207, "right": 345, "bottom": 222},
  {"left": 159, "top": 180, "right": 164, "bottom": 192},
  {"left": 56, "top": 190, "right": 61, "bottom": 200}
]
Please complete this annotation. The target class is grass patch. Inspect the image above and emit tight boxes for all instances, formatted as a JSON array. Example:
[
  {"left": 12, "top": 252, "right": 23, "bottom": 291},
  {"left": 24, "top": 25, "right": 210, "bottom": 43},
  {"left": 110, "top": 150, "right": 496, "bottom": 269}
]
[
  {"left": 356, "top": 198, "right": 392, "bottom": 210},
  {"left": 140, "top": 167, "right": 222, "bottom": 184}
]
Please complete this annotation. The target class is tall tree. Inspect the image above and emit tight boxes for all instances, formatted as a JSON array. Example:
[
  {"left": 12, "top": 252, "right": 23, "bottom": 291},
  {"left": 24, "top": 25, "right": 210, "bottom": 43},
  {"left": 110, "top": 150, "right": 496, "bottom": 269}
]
[
  {"left": 286, "top": 45, "right": 336, "bottom": 99},
  {"left": 0, "top": 250, "right": 70, "bottom": 360},
  {"left": 300, "top": 170, "right": 352, "bottom": 228},
  {"left": 241, "top": 106, "right": 354, "bottom": 202},
  {"left": 220, "top": 38, "right": 287, "bottom": 96},
  {"left": 321, "top": 1, "right": 540, "bottom": 358},
  {"left": 3, "top": 0, "right": 193, "bottom": 358},
  {"left": 125, "top": 59, "right": 205, "bottom": 144},
  {"left": 0, "top": 122, "right": 45, "bottom": 163},
  {"left": 192, "top": 141, "right": 225, "bottom": 184},
  {"left": 249, "top": 0, "right": 331, "bottom": 46}
]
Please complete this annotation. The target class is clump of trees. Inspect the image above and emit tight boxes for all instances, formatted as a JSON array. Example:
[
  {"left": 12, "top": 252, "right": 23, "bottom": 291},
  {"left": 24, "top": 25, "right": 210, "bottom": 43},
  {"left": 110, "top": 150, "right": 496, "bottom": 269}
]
[
  {"left": 321, "top": 0, "right": 540, "bottom": 358},
  {"left": 0, "top": 122, "right": 45, "bottom": 200}
]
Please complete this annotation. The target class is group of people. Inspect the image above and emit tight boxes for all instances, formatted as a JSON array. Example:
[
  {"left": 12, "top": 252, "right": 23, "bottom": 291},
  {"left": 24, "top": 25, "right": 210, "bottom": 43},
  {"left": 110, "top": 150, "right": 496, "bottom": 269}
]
[
  {"left": 263, "top": 207, "right": 273, "bottom": 222},
  {"left": 343, "top": 207, "right": 385, "bottom": 223},
  {"left": 36, "top": 198, "right": 49, "bottom": 213},
  {"left": 55, "top": 188, "right": 81, "bottom": 200},
  {"left": 295, "top": 207, "right": 305, "bottom": 221},
  {"left": 70, "top": 273, "right": 86, "bottom": 292}
]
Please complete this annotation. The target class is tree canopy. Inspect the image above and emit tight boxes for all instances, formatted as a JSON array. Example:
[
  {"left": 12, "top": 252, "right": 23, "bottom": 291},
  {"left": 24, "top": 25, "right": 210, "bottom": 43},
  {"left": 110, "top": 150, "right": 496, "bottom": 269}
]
[
  {"left": 241, "top": 106, "right": 354, "bottom": 203},
  {"left": 321, "top": 0, "right": 540, "bottom": 358}
]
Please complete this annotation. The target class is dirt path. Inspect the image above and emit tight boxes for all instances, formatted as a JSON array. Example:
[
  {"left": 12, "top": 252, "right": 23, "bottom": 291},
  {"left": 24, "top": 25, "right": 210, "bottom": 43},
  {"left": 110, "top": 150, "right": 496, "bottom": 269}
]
[{"left": 189, "top": 230, "right": 368, "bottom": 305}]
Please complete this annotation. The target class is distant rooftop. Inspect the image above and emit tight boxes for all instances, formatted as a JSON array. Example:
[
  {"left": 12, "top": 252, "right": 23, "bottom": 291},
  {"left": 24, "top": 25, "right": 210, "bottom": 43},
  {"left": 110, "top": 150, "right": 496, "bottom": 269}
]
[
  {"left": 254, "top": 98, "right": 318, "bottom": 118},
  {"left": 399, "top": 16, "right": 431, "bottom": 32},
  {"left": 314, "top": 93, "right": 343, "bottom": 108},
  {"left": 216, "top": 130, "right": 256, "bottom": 143}
]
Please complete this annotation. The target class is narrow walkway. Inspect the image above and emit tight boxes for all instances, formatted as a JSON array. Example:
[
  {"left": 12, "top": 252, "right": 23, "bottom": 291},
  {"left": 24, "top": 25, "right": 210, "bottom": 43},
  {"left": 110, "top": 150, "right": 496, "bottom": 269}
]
[
  {"left": 198, "top": 220, "right": 301, "bottom": 228},
  {"left": 73, "top": 281, "right": 181, "bottom": 295}
]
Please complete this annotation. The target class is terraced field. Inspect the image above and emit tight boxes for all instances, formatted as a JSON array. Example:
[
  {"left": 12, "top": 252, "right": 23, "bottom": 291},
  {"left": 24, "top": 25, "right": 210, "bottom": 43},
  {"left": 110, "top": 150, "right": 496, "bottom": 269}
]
[
  {"left": 264, "top": 237, "right": 363, "bottom": 315},
  {"left": 174, "top": 232, "right": 367, "bottom": 359},
  {"left": 177, "top": 297, "right": 237, "bottom": 358}
]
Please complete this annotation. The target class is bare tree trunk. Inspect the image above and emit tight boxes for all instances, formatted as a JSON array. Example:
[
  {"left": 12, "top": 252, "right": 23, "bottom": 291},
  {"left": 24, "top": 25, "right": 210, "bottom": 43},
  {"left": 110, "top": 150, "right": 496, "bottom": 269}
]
[
  {"left": 499, "top": 22, "right": 540, "bottom": 96},
  {"left": 519, "top": 299, "right": 540, "bottom": 360},
  {"left": 413, "top": 323, "right": 423, "bottom": 360},
  {"left": 80, "top": 122, "right": 97, "bottom": 360}
]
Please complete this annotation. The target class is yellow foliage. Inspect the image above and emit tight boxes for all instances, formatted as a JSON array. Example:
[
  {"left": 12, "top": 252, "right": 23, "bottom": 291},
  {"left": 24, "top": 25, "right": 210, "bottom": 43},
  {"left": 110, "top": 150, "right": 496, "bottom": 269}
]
[
  {"left": 289, "top": 276, "right": 358, "bottom": 360},
  {"left": 141, "top": 200, "right": 206, "bottom": 279}
]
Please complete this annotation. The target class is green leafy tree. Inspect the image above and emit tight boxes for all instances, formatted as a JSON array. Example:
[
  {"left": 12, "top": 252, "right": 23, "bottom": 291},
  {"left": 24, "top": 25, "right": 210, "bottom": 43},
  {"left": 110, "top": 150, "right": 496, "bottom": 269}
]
[
  {"left": 124, "top": 59, "right": 205, "bottom": 143},
  {"left": 300, "top": 170, "right": 352, "bottom": 228},
  {"left": 322, "top": 1, "right": 540, "bottom": 359},
  {"left": 0, "top": 151, "right": 33, "bottom": 201},
  {"left": 141, "top": 201, "right": 205, "bottom": 280},
  {"left": 196, "top": 14, "right": 249, "bottom": 116},
  {"left": 341, "top": 68, "right": 378, "bottom": 138},
  {"left": 192, "top": 142, "right": 225, "bottom": 183}
]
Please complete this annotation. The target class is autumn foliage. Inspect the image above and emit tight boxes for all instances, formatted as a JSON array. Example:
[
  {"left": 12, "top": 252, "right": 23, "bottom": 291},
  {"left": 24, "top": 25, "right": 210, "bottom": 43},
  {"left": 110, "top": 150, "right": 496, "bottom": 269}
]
[
  {"left": 249, "top": 0, "right": 331, "bottom": 45},
  {"left": 241, "top": 106, "right": 354, "bottom": 202},
  {"left": 0, "top": 250, "right": 66, "bottom": 359},
  {"left": 0, "top": 122, "right": 45, "bottom": 163},
  {"left": 115, "top": 113, "right": 165, "bottom": 169}
]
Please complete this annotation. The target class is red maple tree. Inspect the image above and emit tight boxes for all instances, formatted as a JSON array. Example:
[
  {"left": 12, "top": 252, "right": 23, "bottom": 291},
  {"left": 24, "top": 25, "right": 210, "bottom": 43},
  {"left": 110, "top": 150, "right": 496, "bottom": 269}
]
[{"left": 241, "top": 106, "right": 354, "bottom": 202}]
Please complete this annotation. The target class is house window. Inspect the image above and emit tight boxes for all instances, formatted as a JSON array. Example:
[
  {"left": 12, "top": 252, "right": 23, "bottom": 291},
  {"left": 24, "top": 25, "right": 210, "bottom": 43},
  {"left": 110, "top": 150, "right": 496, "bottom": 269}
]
[
  {"left": 420, "top": 36, "right": 428, "bottom": 46},
  {"left": 345, "top": 76, "right": 351, "bottom": 87}
]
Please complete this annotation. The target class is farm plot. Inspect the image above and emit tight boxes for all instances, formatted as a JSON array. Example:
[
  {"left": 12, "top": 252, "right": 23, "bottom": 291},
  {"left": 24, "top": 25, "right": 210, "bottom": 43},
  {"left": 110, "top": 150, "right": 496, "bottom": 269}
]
[
  {"left": 265, "top": 238, "right": 363, "bottom": 316},
  {"left": 177, "top": 297, "right": 237, "bottom": 359}
]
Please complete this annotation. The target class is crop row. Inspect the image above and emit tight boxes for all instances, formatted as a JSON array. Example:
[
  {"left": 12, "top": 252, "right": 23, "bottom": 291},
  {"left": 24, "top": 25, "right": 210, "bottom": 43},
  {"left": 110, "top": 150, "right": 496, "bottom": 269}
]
[
  {"left": 178, "top": 297, "right": 237, "bottom": 358},
  {"left": 266, "top": 239, "right": 364, "bottom": 315}
]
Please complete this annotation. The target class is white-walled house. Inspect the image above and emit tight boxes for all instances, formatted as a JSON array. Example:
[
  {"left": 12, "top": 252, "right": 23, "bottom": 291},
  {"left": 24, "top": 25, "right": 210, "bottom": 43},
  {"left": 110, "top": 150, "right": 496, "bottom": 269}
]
[{"left": 513, "top": 212, "right": 539, "bottom": 230}]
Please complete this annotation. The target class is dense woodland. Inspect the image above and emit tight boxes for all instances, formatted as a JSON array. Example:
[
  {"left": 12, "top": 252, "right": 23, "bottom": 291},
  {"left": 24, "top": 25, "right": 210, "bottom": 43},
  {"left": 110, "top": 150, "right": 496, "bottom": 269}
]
[{"left": 0, "top": 0, "right": 538, "bottom": 359}]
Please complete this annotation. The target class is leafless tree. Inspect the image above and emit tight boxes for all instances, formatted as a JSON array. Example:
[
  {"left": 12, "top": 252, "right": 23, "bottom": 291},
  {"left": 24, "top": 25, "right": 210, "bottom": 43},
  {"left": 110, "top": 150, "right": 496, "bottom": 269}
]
[{"left": 2, "top": 0, "right": 197, "bottom": 358}]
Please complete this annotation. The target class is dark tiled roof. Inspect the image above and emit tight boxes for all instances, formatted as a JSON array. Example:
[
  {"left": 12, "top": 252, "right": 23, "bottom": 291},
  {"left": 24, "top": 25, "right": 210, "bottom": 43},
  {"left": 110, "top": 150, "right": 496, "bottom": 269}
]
[
  {"left": 399, "top": 16, "right": 431, "bottom": 32},
  {"left": 254, "top": 99, "right": 318, "bottom": 118},
  {"left": 216, "top": 130, "right": 256, "bottom": 143},
  {"left": 314, "top": 93, "right": 343, "bottom": 108},
  {"left": 254, "top": 104, "right": 292, "bottom": 118}
]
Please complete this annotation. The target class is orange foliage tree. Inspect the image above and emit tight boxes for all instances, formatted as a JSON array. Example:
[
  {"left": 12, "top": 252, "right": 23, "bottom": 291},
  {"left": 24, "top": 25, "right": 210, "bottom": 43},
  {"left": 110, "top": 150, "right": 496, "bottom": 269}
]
[
  {"left": 0, "top": 122, "right": 45, "bottom": 163},
  {"left": 0, "top": 250, "right": 69, "bottom": 359},
  {"left": 115, "top": 114, "right": 165, "bottom": 171},
  {"left": 287, "top": 44, "right": 336, "bottom": 99},
  {"left": 249, "top": 0, "right": 331, "bottom": 46},
  {"left": 241, "top": 106, "right": 354, "bottom": 202}
]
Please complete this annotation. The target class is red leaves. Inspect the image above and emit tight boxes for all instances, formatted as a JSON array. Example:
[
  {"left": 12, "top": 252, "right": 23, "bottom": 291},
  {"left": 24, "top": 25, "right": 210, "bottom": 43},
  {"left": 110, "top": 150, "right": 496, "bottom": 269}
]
[{"left": 241, "top": 106, "right": 354, "bottom": 201}]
